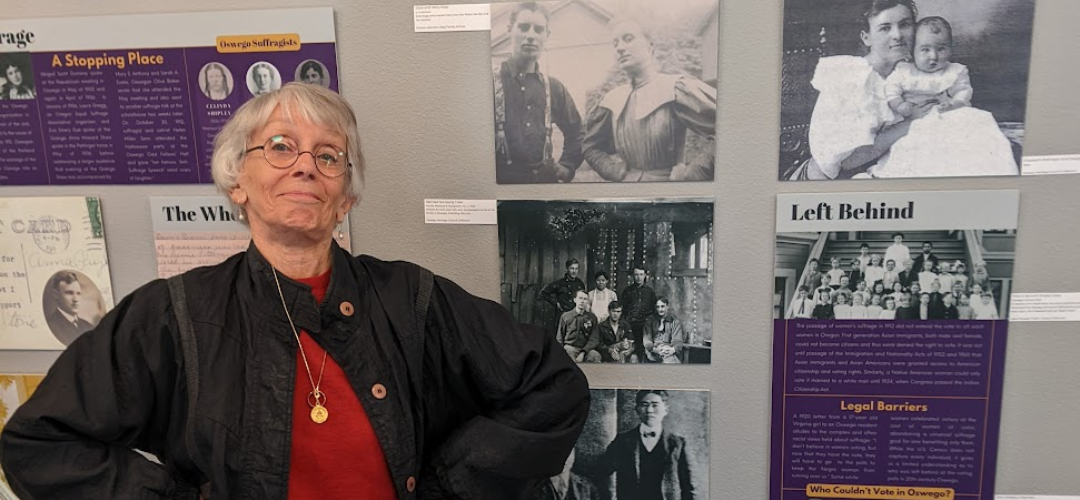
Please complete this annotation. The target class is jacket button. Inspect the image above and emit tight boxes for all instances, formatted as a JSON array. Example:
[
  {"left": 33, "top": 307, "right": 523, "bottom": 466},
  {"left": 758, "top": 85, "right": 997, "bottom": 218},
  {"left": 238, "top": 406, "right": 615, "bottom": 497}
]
[
  {"left": 339, "top": 301, "right": 354, "bottom": 316},
  {"left": 406, "top": 476, "right": 416, "bottom": 492},
  {"left": 372, "top": 383, "right": 387, "bottom": 399}
]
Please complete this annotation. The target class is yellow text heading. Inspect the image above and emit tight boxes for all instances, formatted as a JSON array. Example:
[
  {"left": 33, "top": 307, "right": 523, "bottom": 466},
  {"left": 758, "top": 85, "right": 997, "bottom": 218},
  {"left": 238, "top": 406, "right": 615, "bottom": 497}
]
[
  {"left": 807, "top": 483, "right": 954, "bottom": 500},
  {"left": 216, "top": 34, "right": 301, "bottom": 53}
]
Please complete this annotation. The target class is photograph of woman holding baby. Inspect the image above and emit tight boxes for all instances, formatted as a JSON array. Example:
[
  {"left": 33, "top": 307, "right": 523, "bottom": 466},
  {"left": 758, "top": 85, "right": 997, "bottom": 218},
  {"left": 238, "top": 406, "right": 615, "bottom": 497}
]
[{"left": 779, "top": 0, "right": 1035, "bottom": 180}]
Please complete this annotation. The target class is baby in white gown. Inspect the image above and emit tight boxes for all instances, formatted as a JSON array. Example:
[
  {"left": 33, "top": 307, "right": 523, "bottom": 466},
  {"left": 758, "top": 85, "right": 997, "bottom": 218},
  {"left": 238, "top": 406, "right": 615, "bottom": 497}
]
[{"left": 871, "top": 16, "right": 1018, "bottom": 178}]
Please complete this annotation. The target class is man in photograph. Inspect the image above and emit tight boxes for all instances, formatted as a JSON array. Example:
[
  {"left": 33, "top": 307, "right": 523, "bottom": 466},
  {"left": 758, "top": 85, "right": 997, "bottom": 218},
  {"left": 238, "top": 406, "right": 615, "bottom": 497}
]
[
  {"left": 45, "top": 271, "right": 94, "bottom": 345},
  {"left": 621, "top": 266, "right": 656, "bottom": 360},
  {"left": 803, "top": 258, "right": 823, "bottom": 292},
  {"left": 586, "top": 301, "right": 635, "bottom": 363},
  {"left": 583, "top": 19, "right": 716, "bottom": 182},
  {"left": 540, "top": 258, "right": 587, "bottom": 315},
  {"left": 643, "top": 298, "right": 685, "bottom": 363},
  {"left": 912, "top": 241, "right": 940, "bottom": 274},
  {"left": 529, "top": 448, "right": 600, "bottom": 500},
  {"left": 556, "top": 290, "right": 599, "bottom": 362},
  {"left": 594, "top": 390, "right": 699, "bottom": 500},
  {"left": 494, "top": 1, "right": 584, "bottom": 184}
]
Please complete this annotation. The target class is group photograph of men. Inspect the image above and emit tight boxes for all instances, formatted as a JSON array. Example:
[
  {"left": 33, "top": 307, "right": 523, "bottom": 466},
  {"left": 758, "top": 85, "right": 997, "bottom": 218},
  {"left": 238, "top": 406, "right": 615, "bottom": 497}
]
[
  {"left": 499, "top": 199, "right": 714, "bottom": 364},
  {"left": 491, "top": 0, "right": 719, "bottom": 184},
  {"left": 530, "top": 389, "right": 709, "bottom": 500}
]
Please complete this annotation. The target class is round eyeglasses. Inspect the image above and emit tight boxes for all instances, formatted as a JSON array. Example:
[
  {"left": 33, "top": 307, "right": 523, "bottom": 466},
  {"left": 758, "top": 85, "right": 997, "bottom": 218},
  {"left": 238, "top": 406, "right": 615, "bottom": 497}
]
[{"left": 244, "top": 134, "right": 350, "bottom": 178}]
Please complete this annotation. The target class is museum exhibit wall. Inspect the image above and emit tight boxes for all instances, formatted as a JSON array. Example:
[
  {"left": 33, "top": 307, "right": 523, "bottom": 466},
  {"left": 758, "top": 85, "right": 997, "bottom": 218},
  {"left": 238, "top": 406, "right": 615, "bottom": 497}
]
[{"left": 2, "top": 0, "right": 1078, "bottom": 497}]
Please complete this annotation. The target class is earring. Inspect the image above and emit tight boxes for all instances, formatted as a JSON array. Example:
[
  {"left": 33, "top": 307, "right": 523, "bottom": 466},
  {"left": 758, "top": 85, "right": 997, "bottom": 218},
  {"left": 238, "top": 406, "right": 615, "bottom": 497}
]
[
  {"left": 335, "top": 223, "right": 345, "bottom": 240},
  {"left": 236, "top": 206, "right": 247, "bottom": 222}
]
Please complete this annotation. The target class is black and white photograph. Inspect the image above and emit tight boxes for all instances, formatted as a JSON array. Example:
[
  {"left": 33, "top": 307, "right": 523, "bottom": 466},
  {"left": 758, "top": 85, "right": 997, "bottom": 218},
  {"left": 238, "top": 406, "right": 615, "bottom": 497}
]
[
  {"left": 529, "top": 388, "right": 709, "bottom": 500},
  {"left": 491, "top": 0, "right": 719, "bottom": 184},
  {"left": 295, "top": 59, "right": 331, "bottom": 87},
  {"left": 779, "top": 0, "right": 1035, "bottom": 180},
  {"left": 1, "top": 52, "right": 36, "bottom": 100},
  {"left": 199, "top": 62, "right": 234, "bottom": 101},
  {"left": 499, "top": 199, "right": 713, "bottom": 364},
  {"left": 774, "top": 230, "right": 1017, "bottom": 320},
  {"left": 39, "top": 270, "right": 106, "bottom": 346},
  {"left": 246, "top": 61, "right": 282, "bottom": 96}
]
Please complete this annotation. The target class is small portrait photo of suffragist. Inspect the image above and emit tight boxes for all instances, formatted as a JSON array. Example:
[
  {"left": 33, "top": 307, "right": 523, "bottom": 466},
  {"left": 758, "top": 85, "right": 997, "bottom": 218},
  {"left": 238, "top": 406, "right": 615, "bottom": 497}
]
[
  {"left": 499, "top": 199, "right": 714, "bottom": 364},
  {"left": 0, "top": 52, "right": 37, "bottom": 100},
  {"left": 491, "top": 0, "right": 719, "bottom": 184},
  {"left": 780, "top": 0, "right": 1035, "bottom": 180},
  {"left": 40, "top": 270, "right": 106, "bottom": 346},
  {"left": 199, "top": 62, "right": 234, "bottom": 101},
  {"left": 532, "top": 388, "right": 709, "bottom": 499},
  {"left": 295, "top": 59, "right": 331, "bottom": 88},
  {"left": 246, "top": 61, "right": 281, "bottom": 96}
]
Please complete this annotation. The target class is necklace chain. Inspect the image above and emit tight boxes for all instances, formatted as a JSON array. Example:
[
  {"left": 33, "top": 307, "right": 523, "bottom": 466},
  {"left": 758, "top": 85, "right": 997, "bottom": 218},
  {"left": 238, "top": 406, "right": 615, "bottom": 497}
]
[{"left": 272, "top": 268, "right": 328, "bottom": 404}]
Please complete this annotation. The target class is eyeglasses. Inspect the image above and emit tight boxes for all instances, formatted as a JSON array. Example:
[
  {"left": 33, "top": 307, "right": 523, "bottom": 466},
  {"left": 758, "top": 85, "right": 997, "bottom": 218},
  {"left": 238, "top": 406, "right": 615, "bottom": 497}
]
[{"left": 244, "top": 134, "right": 350, "bottom": 178}]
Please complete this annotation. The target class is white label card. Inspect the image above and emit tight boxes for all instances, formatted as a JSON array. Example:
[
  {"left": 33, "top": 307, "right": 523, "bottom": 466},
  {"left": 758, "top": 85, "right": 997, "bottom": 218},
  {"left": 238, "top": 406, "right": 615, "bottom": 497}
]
[
  {"left": 414, "top": 3, "right": 491, "bottom": 32},
  {"left": 424, "top": 199, "right": 496, "bottom": 224},
  {"left": 1008, "top": 293, "right": 1080, "bottom": 322},
  {"left": 1021, "top": 155, "right": 1080, "bottom": 176}
]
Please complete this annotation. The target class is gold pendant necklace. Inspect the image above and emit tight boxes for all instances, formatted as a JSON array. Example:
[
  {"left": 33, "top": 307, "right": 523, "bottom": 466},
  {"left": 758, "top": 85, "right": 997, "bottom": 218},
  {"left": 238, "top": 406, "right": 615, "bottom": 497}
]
[{"left": 273, "top": 267, "right": 330, "bottom": 424}]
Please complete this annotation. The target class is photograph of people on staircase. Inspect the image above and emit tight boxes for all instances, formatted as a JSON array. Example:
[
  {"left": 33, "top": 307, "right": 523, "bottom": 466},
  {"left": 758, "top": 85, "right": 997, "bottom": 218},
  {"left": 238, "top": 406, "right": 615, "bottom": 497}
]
[{"left": 774, "top": 229, "right": 1016, "bottom": 320}]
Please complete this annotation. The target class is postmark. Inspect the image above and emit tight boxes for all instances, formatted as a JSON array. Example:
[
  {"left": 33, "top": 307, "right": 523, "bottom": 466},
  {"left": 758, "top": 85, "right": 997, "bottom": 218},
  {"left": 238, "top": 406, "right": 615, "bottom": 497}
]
[{"left": 26, "top": 216, "right": 72, "bottom": 254}]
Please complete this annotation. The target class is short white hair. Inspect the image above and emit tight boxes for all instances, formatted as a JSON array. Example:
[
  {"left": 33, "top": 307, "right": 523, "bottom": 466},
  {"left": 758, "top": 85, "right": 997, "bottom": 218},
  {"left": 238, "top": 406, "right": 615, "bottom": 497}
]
[{"left": 211, "top": 82, "right": 365, "bottom": 202}]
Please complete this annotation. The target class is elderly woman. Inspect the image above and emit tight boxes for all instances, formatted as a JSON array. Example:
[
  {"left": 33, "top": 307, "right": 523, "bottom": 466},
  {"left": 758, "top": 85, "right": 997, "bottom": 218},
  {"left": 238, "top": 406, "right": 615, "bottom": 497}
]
[
  {"left": 0, "top": 83, "right": 589, "bottom": 499},
  {"left": 793, "top": 0, "right": 934, "bottom": 180}
]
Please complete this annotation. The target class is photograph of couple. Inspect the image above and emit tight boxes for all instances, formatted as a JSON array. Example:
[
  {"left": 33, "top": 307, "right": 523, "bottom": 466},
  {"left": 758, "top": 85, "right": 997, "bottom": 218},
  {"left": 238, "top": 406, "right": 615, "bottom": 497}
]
[
  {"left": 491, "top": 0, "right": 719, "bottom": 184},
  {"left": 780, "top": 0, "right": 1035, "bottom": 180}
]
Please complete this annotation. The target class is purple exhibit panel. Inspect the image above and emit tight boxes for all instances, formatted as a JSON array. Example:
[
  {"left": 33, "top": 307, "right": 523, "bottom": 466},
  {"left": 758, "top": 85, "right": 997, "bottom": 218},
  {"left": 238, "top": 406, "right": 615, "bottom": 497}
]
[
  {"left": 0, "top": 44, "right": 338, "bottom": 185},
  {"left": 770, "top": 319, "right": 1007, "bottom": 500}
]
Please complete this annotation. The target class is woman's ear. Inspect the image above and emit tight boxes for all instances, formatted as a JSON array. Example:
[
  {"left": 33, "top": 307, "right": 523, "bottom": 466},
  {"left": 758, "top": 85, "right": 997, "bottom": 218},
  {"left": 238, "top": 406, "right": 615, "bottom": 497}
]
[
  {"left": 860, "top": 29, "right": 870, "bottom": 47},
  {"left": 337, "top": 196, "right": 357, "bottom": 222},
  {"left": 229, "top": 185, "right": 248, "bottom": 206}
]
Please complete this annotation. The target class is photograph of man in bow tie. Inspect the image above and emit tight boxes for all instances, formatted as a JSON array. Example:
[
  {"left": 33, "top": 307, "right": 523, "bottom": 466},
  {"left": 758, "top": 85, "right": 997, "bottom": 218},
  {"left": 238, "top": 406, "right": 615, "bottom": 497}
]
[{"left": 594, "top": 390, "right": 701, "bottom": 500}]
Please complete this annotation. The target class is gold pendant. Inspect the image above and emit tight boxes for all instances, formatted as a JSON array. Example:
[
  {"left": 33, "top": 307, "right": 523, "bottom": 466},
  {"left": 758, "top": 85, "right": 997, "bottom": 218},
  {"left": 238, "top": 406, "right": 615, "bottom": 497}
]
[{"left": 310, "top": 403, "right": 329, "bottom": 424}]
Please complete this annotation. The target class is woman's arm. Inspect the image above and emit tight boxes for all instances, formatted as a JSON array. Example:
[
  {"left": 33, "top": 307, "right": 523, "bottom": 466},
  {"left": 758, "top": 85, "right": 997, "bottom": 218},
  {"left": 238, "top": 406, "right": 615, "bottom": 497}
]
[
  {"left": 582, "top": 106, "right": 629, "bottom": 181},
  {"left": 670, "top": 77, "right": 717, "bottom": 182},
  {"left": 422, "top": 277, "right": 590, "bottom": 499},
  {"left": 0, "top": 282, "right": 198, "bottom": 500},
  {"left": 830, "top": 101, "right": 934, "bottom": 175}
]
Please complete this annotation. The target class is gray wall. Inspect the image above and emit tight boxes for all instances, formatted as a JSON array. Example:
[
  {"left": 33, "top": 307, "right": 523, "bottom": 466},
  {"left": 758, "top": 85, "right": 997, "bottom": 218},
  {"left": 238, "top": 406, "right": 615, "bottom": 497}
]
[{"left": 3, "top": 0, "right": 1079, "bottom": 497}]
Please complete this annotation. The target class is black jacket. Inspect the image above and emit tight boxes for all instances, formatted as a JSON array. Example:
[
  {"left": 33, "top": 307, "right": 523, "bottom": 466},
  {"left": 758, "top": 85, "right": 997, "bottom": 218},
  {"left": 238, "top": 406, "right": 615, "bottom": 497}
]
[{"left": 0, "top": 244, "right": 590, "bottom": 500}]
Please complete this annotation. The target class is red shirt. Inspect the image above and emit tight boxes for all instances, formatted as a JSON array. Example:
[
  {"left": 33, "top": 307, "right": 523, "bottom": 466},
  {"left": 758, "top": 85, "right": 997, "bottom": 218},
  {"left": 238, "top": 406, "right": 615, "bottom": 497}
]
[{"left": 287, "top": 271, "right": 398, "bottom": 500}]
